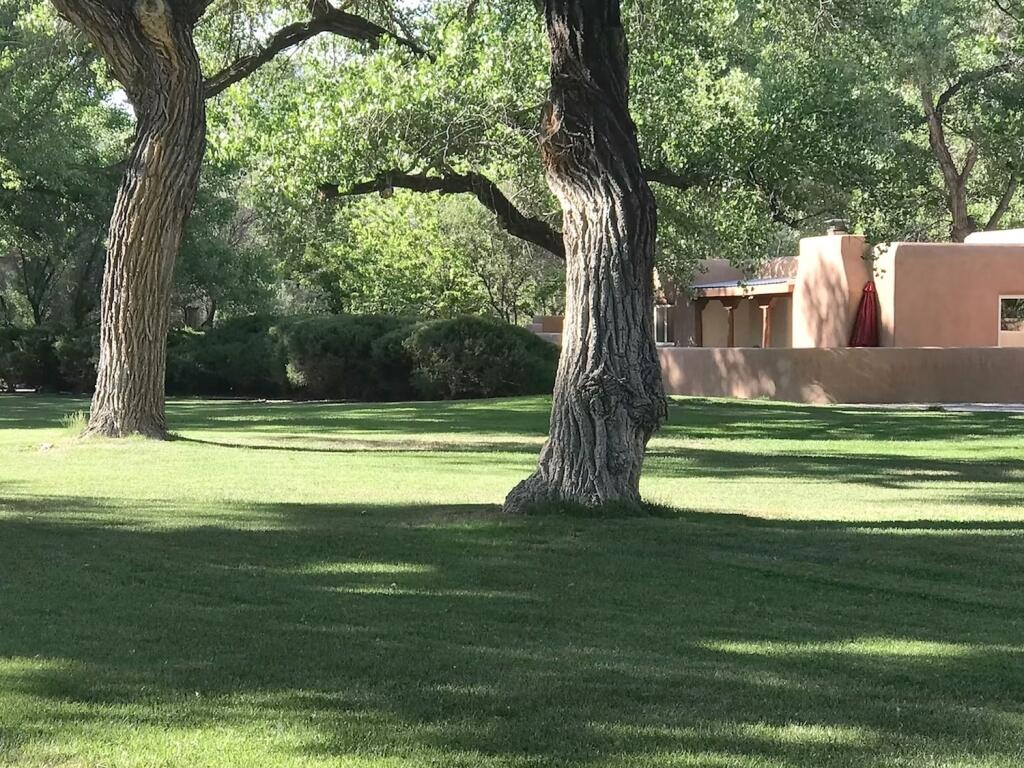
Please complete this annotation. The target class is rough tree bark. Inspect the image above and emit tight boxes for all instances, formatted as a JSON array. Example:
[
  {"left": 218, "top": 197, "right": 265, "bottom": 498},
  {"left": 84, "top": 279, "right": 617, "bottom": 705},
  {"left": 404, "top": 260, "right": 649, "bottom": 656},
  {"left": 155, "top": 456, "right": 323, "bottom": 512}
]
[
  {"left": 503, "top": 0, "right": 667, "bottom": 514},
  {"left": 52, "top": 1, "right": 207, "bottom": 438},
  {"left": 50, "top": 0, "right": 416, "bottom": 437}
]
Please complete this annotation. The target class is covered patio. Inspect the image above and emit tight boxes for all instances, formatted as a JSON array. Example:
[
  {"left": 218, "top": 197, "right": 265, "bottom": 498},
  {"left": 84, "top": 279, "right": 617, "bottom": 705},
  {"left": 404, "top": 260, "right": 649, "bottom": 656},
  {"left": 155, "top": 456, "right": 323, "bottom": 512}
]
[{"left": 692, "top": 277, "right": 796, "bottom": 348}]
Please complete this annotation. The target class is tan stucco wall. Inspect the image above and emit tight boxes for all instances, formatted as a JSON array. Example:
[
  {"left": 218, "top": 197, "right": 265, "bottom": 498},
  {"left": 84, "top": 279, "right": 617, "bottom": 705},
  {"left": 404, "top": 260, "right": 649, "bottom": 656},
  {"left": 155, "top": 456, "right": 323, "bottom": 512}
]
[
  {"left": 534, "top": 315, "right": 564, "bottom": 334},
  {"left": 875, "top": 243, "right": 1024, "bottom": 347},
  {"left": 659, "top": 347, "right": 1024, "bottom": 404},
  {"left": 792, "top": 234, "right": 871, "bottom": 348},
  {"left": 770, "top": 296, "right": 793, "bottom": 348}
]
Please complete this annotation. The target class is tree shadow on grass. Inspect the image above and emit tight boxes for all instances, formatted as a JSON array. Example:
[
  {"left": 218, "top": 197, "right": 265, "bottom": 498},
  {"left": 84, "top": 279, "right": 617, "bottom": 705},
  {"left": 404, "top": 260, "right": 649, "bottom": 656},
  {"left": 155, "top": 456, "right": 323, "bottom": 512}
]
[
  {"left": 3, "top": 495, "right": 1024, "bottom": 766},
  {"left": 666, "top": 398, "right": 1024, "bottom": 442},
  {"left": 645, "top": 445, "right": 1024, "bottom": 491},
  {"left": 7, "top": 395, "right": 1024, "bottom": 445}
]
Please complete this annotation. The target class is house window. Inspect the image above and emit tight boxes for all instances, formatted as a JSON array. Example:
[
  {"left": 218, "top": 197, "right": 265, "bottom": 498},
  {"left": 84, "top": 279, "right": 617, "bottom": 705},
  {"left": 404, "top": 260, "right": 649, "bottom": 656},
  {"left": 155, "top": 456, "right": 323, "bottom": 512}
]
[
  {"left": 654, "top": 305, "right": 675, "bottom": 346},
  {"left": 1000, "top": 298, "right": 1024, "bottom": 331},
  {"left": 998, "top": 297, "right": 1024, "bottom": 347}
]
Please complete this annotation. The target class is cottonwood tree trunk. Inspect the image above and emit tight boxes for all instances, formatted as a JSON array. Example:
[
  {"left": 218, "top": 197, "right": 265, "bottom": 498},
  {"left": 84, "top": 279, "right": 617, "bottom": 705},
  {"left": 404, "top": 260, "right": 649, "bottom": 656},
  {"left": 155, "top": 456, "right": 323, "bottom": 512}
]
[
  {"left": 52, "top": 0, "right": 206, "bottom": 438},
  {"left": 504, "top": 0, "right": 667, "bottom": 513},
  {"left": 90, "top": 76, "right": 205, "bottom": 438},
  {"left": 52, "top": 0, "right": 419, "bottom": 438}
]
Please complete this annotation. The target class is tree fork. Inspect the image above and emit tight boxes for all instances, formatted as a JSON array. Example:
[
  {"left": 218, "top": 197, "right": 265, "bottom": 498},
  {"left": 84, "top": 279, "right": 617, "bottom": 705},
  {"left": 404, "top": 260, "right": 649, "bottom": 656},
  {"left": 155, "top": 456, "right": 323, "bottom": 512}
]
[{"left": 503, "top": 0, "right": 667, "bottom": 513}]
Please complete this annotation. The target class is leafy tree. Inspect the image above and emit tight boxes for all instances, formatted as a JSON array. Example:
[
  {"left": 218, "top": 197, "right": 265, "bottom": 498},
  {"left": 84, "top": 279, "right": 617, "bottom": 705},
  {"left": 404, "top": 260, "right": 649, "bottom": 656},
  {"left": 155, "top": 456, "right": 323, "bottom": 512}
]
[
  {"left": 174, "top": 163, "right": 277, "bottom": 326},
  {"left": 49, "top": 0, "right": 423, "bottom": 437},
  {"left": 0, "top": 1, "right": 126, "bottom": 328}
]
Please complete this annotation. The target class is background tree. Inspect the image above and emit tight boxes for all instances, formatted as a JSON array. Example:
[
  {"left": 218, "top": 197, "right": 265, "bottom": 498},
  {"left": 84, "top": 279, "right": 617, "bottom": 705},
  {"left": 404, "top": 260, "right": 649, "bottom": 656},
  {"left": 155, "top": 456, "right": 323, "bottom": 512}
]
[
  {"left": 48, "top": 0, "right": 421, "bottom": 438},
  {"left": 0, "top": 1, "right": 124, "bottom": 328},
  {"left": 827, "top": 0, "right": 1024, "bottom": 241}
]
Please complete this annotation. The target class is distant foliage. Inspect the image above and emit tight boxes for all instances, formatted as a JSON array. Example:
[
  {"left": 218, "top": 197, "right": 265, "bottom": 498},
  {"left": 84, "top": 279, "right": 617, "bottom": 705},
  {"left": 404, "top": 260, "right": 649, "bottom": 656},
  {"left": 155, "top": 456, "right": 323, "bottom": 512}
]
[{"left": 0, "top": 326, "right": 95, "bottom": 392}]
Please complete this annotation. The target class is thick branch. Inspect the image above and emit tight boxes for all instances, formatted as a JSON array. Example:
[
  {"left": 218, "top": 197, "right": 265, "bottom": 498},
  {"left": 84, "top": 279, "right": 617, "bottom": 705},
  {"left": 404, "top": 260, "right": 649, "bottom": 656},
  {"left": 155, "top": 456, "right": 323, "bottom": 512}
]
[
  {"left": 321, "top": 170, "right": 566, "bottom": 259},
  {"left": 205, "top": 2, "right": 427, "bottom": 98},
  {"left": 921, "top": 88, "right": 961, "bottom": 188},
  {"left": 987, "top": 174, "right": 1019, "bottom": 230},
  {"left": 644, "top": 164, "right": 709, "bottom": 190},
  {"left": 935, "top": 61, "right": 1017, "bottom": 114}
]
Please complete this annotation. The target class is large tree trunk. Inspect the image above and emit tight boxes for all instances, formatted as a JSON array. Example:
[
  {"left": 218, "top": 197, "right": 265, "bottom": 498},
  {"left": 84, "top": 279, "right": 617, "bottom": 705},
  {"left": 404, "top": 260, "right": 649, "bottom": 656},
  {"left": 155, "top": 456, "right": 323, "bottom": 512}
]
[
  {"left": 89, "top": 80, "right": 205, "bottom": 438},
  {"left": 51, "top": 1, "right": 207, "bottom": 438},
  {"left": 504, "top": 0, "right": 666, "bottom": 514}
]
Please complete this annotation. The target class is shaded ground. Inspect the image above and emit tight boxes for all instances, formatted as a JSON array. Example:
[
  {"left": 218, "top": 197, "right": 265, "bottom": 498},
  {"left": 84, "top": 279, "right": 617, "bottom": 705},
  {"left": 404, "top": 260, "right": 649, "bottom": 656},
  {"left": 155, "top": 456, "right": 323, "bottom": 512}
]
[{"left": 1, "top": 394, "right": 1023, "bottom": 767}]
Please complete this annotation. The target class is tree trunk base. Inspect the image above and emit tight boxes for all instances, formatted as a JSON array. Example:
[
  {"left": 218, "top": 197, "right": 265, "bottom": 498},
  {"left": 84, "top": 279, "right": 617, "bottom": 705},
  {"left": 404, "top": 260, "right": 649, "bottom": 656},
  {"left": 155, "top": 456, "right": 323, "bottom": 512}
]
[
  {"left": 502, "top": 471, "right": 644, "bottom": 515},
  {"left": 84, "top": 410, "right": 169, "bottom": 440}
]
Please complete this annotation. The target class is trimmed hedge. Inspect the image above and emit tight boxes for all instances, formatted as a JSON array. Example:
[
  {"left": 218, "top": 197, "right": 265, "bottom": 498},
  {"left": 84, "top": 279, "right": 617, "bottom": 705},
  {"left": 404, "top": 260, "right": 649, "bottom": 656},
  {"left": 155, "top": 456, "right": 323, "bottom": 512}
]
[
  {"left": 2, "top": 314, "right": 558, "bottom": 401},
  {"left": 276, "top": 314, "right": 416, "bottom": 401},
  {"left": 400, "top": 316, "right": 558, "bottom": 400},
  {"left": 168, "top": 315, "right": 288, "bottom": 397}
]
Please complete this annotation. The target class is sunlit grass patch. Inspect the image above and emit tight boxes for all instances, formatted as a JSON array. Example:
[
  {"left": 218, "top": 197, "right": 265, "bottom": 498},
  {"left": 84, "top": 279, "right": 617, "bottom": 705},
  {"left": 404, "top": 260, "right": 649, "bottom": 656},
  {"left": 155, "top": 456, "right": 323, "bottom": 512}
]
[{"left": 2, "top": 394, "right": 1024, "bottom": 767}]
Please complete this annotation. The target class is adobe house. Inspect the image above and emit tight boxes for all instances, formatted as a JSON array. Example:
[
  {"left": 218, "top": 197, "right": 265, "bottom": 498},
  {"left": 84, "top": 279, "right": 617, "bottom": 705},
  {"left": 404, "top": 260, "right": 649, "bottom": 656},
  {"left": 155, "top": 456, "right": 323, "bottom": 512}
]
[{"left": 533, "top": 227, "right": 1024, "bottom": 404}]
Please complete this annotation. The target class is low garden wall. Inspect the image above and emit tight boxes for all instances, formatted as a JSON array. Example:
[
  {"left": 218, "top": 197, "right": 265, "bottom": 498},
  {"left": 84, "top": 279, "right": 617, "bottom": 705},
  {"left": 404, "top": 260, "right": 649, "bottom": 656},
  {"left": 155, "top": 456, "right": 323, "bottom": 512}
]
[{"left": 659, "top": 347, "right": 1024, "bottom": 404}]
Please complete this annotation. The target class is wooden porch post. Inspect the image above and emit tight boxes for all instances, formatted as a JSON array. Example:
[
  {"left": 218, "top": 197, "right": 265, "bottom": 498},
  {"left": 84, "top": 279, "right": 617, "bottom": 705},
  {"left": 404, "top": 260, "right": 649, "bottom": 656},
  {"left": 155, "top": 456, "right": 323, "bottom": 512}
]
[
  {"left": 756, "top": 297, "right": 774, "bottom": 348},
  {"left": 721, "top": 297, "right": 741, "bottom": 348},
  {"left": 693, "top": 298, "right": 708, "bottom": 347}
]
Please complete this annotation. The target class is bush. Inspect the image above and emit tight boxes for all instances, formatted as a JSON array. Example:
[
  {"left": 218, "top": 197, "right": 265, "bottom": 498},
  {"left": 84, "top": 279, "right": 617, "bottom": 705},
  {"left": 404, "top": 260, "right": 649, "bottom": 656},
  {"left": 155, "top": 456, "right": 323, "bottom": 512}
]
[
  {"left": 53, "top": 326, "right": 99, "bottom": 392},
  {"left": 275, "top": 314, "right": 416, "bottom": 400},
  {"left": 167, "top": 315, "right": 288, "bottom": 397},
  {"left": 370, "top": 326, "right": 418, "bottom": 401},
  {"left": 0, "top": 326, "right": 62, "bottom": 391},
  {"left": 0, "top": 313, "right": 559, "bottom": 401},
  {"left": 399, "top": 315, "right": 559, "bottom": 400}
]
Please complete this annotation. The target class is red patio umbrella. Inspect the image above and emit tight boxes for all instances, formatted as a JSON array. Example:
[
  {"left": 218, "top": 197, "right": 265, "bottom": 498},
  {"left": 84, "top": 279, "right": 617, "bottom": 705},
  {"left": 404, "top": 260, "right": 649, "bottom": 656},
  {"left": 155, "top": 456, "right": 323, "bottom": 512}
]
[{"left": 848, "top": 281, "right": 880, "bottom": 347}]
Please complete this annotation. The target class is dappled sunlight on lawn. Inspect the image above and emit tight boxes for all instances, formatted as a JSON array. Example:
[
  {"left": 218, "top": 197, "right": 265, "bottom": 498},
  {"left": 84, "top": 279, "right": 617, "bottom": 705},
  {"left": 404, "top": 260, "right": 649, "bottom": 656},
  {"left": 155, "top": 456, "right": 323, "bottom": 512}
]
[
  {"left": 3, "top": 394, "right": 1024, "bottom": 766},
  {"left": 701, "top": 637, "right": 1023, "bottom": 659}
]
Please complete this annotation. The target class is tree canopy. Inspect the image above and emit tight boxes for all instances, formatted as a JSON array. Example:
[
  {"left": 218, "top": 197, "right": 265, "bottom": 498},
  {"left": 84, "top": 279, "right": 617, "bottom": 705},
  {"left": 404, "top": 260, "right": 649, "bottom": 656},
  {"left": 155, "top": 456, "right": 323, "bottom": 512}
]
[{"left": 2, "top": 0, "right": 1022, "bottom": 334}]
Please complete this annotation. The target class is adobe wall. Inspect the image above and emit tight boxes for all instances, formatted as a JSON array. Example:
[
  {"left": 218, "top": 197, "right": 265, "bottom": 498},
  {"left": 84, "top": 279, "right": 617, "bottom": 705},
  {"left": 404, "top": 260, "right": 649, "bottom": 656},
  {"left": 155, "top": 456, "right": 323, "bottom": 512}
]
[
  {"left": 791, "top": 234, "right": 871, "bottom": 348},
  {"left": 875, "top": 243, "right": 1024, "bottom": 347},
  {"left": 659, "top": 347, "right": 1024, "bottom": 404}
]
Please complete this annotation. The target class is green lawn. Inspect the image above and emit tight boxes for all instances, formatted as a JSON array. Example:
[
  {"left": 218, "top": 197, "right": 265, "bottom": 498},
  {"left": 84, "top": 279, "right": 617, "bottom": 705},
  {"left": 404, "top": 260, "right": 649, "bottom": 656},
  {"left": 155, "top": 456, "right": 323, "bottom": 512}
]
[{"left": 1, "top": 394, "right": 1024, "bottom": 767}]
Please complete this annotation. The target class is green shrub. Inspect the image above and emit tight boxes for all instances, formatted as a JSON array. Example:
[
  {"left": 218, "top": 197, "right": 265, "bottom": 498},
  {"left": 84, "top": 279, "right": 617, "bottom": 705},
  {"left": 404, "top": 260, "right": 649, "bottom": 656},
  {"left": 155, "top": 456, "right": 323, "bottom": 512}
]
[
  {"left": 370, "top": 326, "right": 418, "bottom": 401},
  {"left": 275, "top": 314, "right": 416, "bottom": 400},
  {"left": 167, "top": 316, "right": 288, "bottom": 397},
  {"left": 53, "top": 326, "right": 99, "bottom": 392},
  {"left": 0, "top": 313, "right": 559, "bottom": 401},
  {"left": 0, "top": 326, "right": 61, "bottom": 391},
  {"left": 400, "top": 315, "right": 559, "bottom": 400}
]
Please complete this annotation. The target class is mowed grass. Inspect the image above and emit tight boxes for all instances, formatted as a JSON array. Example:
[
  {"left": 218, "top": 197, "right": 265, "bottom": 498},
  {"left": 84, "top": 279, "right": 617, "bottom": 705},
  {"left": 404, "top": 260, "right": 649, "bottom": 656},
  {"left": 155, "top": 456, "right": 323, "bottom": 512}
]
[{"left": 1, "top": 394, "right": 1024, "bottom": 767}]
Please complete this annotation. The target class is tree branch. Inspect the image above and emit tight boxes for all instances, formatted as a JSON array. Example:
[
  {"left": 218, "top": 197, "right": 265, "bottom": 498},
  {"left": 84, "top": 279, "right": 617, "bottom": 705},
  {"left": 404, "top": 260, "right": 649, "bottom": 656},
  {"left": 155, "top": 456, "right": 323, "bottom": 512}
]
[
  {"left": 986, "top": 174, "right": 1019, "bottom": 230},
  {"left": 204, "top": 1, "right": 429, "bottom": 99},
  {"left": 934, "top": 61, "right": 1017, "bottom": 114},
  {"left": 320, "top": 170, "right": 566, "bottom": 259},
  {"left": 643, "top": 164, "right": 709, "bottom": 190}
]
